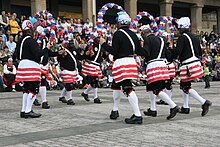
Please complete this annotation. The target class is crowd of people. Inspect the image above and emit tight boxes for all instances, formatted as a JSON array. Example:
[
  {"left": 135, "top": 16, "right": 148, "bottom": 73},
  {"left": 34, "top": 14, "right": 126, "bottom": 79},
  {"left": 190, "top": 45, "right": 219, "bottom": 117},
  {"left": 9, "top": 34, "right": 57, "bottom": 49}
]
[{"left": 0, "top": 9, "right": 213, "bottom": 124}]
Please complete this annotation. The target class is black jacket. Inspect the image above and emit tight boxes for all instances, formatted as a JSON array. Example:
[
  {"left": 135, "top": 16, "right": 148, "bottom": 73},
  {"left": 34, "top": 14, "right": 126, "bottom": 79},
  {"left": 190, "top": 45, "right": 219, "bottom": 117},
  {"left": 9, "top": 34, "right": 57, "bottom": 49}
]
[
  {"left": 82, "top": 43, "right": 103, "bottom": 64},
  {"left": 138, "top": 34, "right": 167, "bottom": 62},
  {"left": 57, "top": 48, "right": 78, "bottom": 71},
  {"left": 101, "top": 26, "right": 140, "bottom": 60},
  {"left": 16, "top": 35, "right": 48, "bottom": 63},
  {"left": 171, "top": 30, "right": 202, "bottom": 63}
]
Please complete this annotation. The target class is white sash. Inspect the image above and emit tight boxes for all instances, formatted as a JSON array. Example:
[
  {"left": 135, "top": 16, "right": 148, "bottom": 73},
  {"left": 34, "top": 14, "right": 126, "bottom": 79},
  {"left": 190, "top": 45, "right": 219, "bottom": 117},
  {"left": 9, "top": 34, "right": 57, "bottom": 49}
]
[
  {"left": 20, "top": 36, "right": 31, "bottom": 59},
  {"left": 65, "top": 49, "right": 78, "bottom": 73},
  {"left": 119, "top": 29, "right": 135, "bottom": 54}
]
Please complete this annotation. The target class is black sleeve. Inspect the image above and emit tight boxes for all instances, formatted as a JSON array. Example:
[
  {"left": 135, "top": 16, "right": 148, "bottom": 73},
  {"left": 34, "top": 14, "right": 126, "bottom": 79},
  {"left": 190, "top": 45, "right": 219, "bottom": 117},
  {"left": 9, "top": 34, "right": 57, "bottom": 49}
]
[
  {"left": 135, "top": 39, "right": 141, "bottom": 55},
  {"left": 138, "top": 38, "right": 151, "bottom": 58},
  {"left": 29, "top": 38, "right": 48, "bottom": 58},
  {"left": 48, "top": 50, "right": 59, "bottom": 57},
  {"left": 101, "top": 33, "right": 120, "bottom": 55},
  {"left": 57, "top": 55, "right": 61, "bottom": 62}
]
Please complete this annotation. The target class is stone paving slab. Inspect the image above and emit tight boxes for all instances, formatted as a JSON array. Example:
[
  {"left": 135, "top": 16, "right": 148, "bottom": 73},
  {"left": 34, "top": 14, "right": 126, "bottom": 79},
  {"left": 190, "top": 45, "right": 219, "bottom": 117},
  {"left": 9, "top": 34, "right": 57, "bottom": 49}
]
[{"left": 0, "top": 81, "right": 219, "bottom": 146}]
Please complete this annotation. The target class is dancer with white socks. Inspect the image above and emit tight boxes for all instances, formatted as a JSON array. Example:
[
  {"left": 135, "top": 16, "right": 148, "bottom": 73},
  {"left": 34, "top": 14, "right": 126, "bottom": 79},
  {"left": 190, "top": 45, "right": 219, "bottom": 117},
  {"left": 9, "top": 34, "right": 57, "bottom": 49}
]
[
  {"left": 139, "top": 26, "right": 180, "bottom": 120},
  {"left": 100, "top": 12, "right": 142, "bottom": 124},
  {"left": 57, "top": 44, "right": 78, "bottom": 105},
  {"left": 16, "top": 20, "right": 51, "bottom": 118},
  {"left": 169, "top": 17, "right": 212, "bottom": 116},
  {"left": 81, "top": 37, "right": 103, "bottom": 104}
]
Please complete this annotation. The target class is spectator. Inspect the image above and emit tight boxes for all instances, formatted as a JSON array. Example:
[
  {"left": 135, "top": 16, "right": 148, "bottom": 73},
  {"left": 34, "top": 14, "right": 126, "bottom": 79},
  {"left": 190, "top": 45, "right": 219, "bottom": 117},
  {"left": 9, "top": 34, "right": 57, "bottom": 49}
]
[
  {"left": 0, "top": 35, "right": 6, "bottom": 50},
  {"left": 12, "top": 12, "right": 20, "bottom": 25},
  {"left": 20, "top": 15, "right": 26, "bottom": 26},
  {"left": 0, "top": 28, "right": 7, "bottom": 42},
  {"left": 209, "top": 31, "right": 217, "bottom": 42},
  {"left": 203, "top": 63, "right": 210, "bottom": 89},
  {"left": 209, "top": 41, "right": 216, "bottom": 54},
  {"left": 0, "top": 10, "right": 9, "bottom": 33},
  {"left": 203, "top": 31, "right": 209, "bottom": 44},
  {"left": 15, "top": 31, "right": 23, "bottom": 43},
  {"left": 3, "top": 58, "right": 16, "bottom": 91},
  {"left": 6, "top": 35, "right": 16, "bottom": 56},
  {"left": 9, "top": 14, "right": 21, "bottom": 38},
  {"left": 0, "top": 46, "right": 10, "bottom": 64},
  {"left": 6, "top": 30, "right": 11, "bottom": 40},
  {"left": 78, "top": 39, "right": 87, "bottom": 50}
]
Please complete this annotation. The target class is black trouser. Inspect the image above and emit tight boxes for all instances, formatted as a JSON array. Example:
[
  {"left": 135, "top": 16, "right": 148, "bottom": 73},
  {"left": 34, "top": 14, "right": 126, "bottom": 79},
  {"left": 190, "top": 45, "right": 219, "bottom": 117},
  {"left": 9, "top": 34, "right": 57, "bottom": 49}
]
[
  {"left": 204, "top": 75, "right": 210, "bottom": 88},
  {"left": 165, "top": 78, "right": 174, "bottom": 90},
  {"left": 87, "top": 76, "right": 99, "bottom": 88},
  {"left": 146, "top": 80, "right": 166, "bottom": 95},
  {"left": 111, "top": 79, "right": 133, "bottom": 96},
  {"left": 23, "top": 81, "right": 40, "bottom": 94},
  {"left": 180, "top": 81, "right": 191, "bottom": 94}
]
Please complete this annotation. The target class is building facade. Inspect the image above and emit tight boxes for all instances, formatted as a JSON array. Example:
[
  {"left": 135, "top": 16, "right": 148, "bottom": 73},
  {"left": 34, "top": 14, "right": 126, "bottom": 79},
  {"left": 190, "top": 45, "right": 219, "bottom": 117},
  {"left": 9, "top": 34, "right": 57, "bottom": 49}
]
[{"left": 1, "top": 0, "right": 220, "bottom": 33}]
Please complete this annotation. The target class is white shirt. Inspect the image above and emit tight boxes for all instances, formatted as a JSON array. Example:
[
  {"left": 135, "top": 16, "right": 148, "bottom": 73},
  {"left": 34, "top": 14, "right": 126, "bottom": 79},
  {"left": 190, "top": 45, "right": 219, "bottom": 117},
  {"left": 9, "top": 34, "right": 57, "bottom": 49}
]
[
  {"left": 3, "top": 64, "right": 16, "bottom": 75},
  {"left": 6, "top": 41, "right": 16, "bottom": 55}
]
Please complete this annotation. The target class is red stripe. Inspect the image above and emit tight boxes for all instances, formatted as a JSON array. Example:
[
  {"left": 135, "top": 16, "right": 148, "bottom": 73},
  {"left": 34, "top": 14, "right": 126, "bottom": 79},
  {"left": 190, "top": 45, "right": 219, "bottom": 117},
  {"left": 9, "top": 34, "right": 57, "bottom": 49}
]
[
  {"left": 113, "top": 64, "right": 137, "bottom": 71},
  {"left": 114, "top": 75, "right": 138, "bottom": 83},
  {"left": 17, "top": 68, "right": 41, "bottom": 72},
  {"left": 16, "top": 78, "right": 41, "bottom": 82},
  {"left": 180, "top": 69, "right": 203, "bottom": 76},
  {"left": 147, "top": 71, "right": 169, "bottom": 78},
  {"left": 147, "top": 76, "right": 170, "bottom": 84},
  {"left": 16, "top": 73, "right": 41, "bottom": 76},
  {"left": 82, "top": 70, "right": 98, "bottom": 75},
  {"left": 169, "top": 73, "right": 176, "bottom": 78},
  {"left": 180, "top": 64, "right": 201, "bottom": 72},
  {"left": 82, "top": 64, "right": 98, "bottom": 69},
  {"left": 112, "top": 69, "right": 138, "bottom": 77},
  {"left": 181, "top": 73, "right": 204, "bottom": 82},
  {"left": 41, "top": 69, "right": 48, "bottom": 74},
  {"left": 60, "top": 74, "right": 77, "bottom": 77},
  {"left": 62, "top": 78, "right": 77, "bottom": 83},
  {"left": 147, "top": 66, "right": 168, "bottom": 72},
  {"left": 82, "top": 68, "right": 98, "bottom": 73}
]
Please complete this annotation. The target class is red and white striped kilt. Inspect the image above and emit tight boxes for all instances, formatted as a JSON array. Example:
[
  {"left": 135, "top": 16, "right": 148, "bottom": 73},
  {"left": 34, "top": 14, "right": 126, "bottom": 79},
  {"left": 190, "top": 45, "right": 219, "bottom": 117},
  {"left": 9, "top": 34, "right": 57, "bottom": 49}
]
[
  {"left": 146, "top": 60, "right": 170, "bottom": 84},
  {"left": 168, "top": 63, "right": 176, "bottom": 78},
  {"left": 180, "top": 61, "right": 203, "bottom": 82},
  {"left": 112, "top": 57, "right": 138, "bottom": 83},
  {"left": 60, "top": 70, "right": 78, "bottom": 84},
  {"left": 82, "top": 61, "right": 102, "bottom": 78},
  {"left": 16, "top": 59, "right": 41, "bottom": 82}
]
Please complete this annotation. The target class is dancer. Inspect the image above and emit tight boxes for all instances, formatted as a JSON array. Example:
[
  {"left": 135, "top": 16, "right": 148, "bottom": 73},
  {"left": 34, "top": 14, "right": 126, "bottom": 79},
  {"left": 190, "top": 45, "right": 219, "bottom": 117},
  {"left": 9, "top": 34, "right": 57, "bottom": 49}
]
[
  {"left": 170, "top": 17, "right": 212, "bottom": 115},
  {"left": 100, "top": 12, "right": 142, "bottom": 124},
  {"left": 57, "top": 43, "right": 78, "bottom": 105},
  {"left": 16, "top": 20, "right": 51, "bottom": 118},
  {"left": 139, "top": 26, "right": 180, "bottom": 120},
  {"left": 34, "top": 37, "right": 51, "bottom": 108},
  {"left": 81, "top": 37, "right": 102, "bottom": 104}
]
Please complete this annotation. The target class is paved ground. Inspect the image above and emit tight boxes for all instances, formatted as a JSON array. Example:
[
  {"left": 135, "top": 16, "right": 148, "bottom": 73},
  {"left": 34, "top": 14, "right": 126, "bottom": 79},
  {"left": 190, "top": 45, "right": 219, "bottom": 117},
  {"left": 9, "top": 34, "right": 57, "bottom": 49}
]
[{"left": 0, "top": 81, "right": 219, "bottom": 147}]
